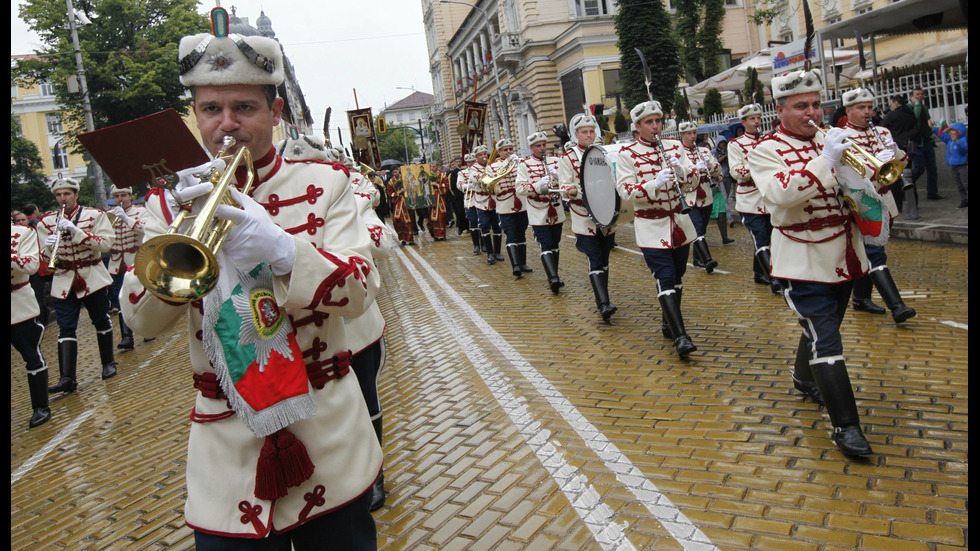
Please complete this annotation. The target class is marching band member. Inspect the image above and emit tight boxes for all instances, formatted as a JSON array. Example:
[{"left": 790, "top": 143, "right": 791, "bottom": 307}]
[
  {"left": 488, "top": 138, "right": 532, "bottom": 277},
  {"left": 107, "top": 184, "right": 146, "bottom": 351},
  {"left": 678, "top": 121, "right": 721, "bottom": 273},
  {"left": 516, "top": 131, "right": 565, "bottom": 293},
  {"left": 11, "top": 222, "right": 51, "bottom": 427},
  {"left": 560, "top": 113, "right": 618, "bottom": 322},
  {"left": 122, "top": 26, "right": 383, "bottom": 546},
  {"left": 749, "top": 69, "right": 873, "bottom": 457},
  {"left": 729, "top": 104, "right": 780, "bottom": 294},
  {"left": 841, "top": 88, "right": 916, "bottom": 324},
  {"left": 616, "top": 101, "right": 699, "bottom": 358},
  {"left": 426, "top": 162, "right": 451, "bottom": 241},
  {"left": 471, "top": 145, "right": 503, "bottom": 264},
  {"left": 459, "top": 153, "right": 483, "bottom": 254},
  {"left": 38, "top": 177, "right": 118, "bottom": 393}
]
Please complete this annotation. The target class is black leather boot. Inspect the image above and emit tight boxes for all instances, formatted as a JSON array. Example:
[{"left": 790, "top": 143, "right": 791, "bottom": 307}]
[
  {"left": 755, "top": 248, "right": 781, "bottom": 294},
  {"left": 369, "top": 416, "right": 386, "bottom": 512},
  {"left": 718, "top": 214, "right": 734, "bottom": 244},
  {"left": 117, "top": 314, "right": 135, "bottom": 351},
  {"left": 28, "top": 370, "right": 52, "bottom": 427},
  {"left": 791, "top": 334, "right": 823, "bottom": 405},
  {"left": 811, "top": 358, "right": 872, "bottom": 457},
  {"left": 541, "top": 252, "right": 562, "bottom": 294},
  {"left": 471, "top": 230, "right": 482, "bottom": 255},
  {"left": 517, "top": 243, "right": 533, "bottom": 273},
  {"left": 49, "top": 339, "right": 78, "bottom": 394},
  {"left": 552, "top": 250, "right": 564, "bottom": 287},
  {"left": 589, "top": 271, "right": 617, "bottom": 322},
  {"left": 658, "top": 291, "right": 697, "bottom": 358},
  {"left": 506, "top": 244, "right": 522, "bottom": 277},
  {"left": 492, "top": 234, "right": 504, "bottom": 261},
  {"left": 693, "top": 237, "right": 718, "bottom": 273},
  {"left": 752, "top": 254, "right": 770, "bottom": 285},
  {"left": 868, "top": 267, "right": 917, "bottom": 324},
  {"left": 97, "top": 329, "right": 117, "bottom": 380},
  {"left": 484, "top": 234, "right": 496, "bottom": 265},
  {"left": 851, "top": 275, "right": 885, "bottom": 314}
]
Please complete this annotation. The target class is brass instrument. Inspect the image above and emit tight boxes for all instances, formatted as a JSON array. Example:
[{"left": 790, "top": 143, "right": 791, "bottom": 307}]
[
  {"left": 478, "top": 156, "right": 518, "bottom": 195},
  {"left": 867, "top": 118, "right": 914, "bottom": 190},
  {"left": 808, "top": 120, "right": 906, "bottom": 188},
  {"left": 133, "top": 137, "right": 256, "bottom": 303},
  {"left": 654, "top": 137, "right": 693, "bottom": 214},
  {"left": 47, "top": 204, "right": 67, "bottom": 270}
]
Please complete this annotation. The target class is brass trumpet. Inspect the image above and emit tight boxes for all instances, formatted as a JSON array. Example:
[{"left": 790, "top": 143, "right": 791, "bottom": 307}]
[
  {"left": 808, "top": 121, "right": 906, "bottom": 188},
  {"left": 133, "top": 137, "right": 256, "bottom": 303},
  {"left": 478, "top": 157, "right": 518, "bottom": 195},
  {"left": 47, "top": 204, "right": 67, "bottom": 270}
]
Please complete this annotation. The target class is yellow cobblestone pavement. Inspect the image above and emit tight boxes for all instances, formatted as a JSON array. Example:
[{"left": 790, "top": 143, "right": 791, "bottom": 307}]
[{"left": 11, "top": 221, "right": 968, "bottom": 550}]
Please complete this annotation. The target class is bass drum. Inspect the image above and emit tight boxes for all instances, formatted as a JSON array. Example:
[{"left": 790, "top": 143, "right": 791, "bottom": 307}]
[{"left": 580, "top": 144, "right": 621, "bottom": 229}]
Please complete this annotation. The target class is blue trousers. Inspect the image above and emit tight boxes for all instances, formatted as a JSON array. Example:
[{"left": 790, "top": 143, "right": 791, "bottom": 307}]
[
  {"left": 52, "top": 287, "right": 112, "bottom": 339},
  {"left": 864, "top": 244, "right": 887, "bottom": 268},
  {"left": 641, "top": 246, "right": 691, "bottom": 292},
  {"left": 465, "top": 207, "right": 479, "bottom": 232},
  {"left": 109, "top": 271, "right": 125, "bottom": 310},
  {"left": 11, "top": 318, "right": 46, "bottom": 374},
  {"left": 350, "top": 340, "right": 383, "bottom": 417},
  {"left": 498, "top": 211, "right": 528, "bottom": 245},
  {"left": 575, "top": 233, "right": 615, "bottom": 272},
  {"left": 688, "top": 205, "right": 712, "bottom": 237},
  {"left": 740, "top": 212, "right": 772, "bottom": 251},
  {"left": 911, "top": 140, "right": 939, "bottom": 198},
  {"left": 532, "top": 224, "right": 563, "bottom": 252},
  {"left": 476, "top": 209, "right": 501, "bottom": 236},
  {"left": 779, "top": 279, "right": 853, "bottom": 361}
]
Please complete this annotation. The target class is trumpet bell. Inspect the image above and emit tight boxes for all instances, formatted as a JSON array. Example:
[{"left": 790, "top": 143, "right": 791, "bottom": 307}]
[{"left": 133, "top": 233, "right": 219, "bottom": 302}]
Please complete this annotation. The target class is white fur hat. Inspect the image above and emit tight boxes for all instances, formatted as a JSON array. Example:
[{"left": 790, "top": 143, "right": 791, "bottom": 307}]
[
  {"left": 842, "top": 87, "right": 875, "bottom": 107},
  {"left": 464, "top": 153, "right": 476, "bottom": 162},
  {"left": 570, "top": 113, "right": 599, "bottom": 132},
  {"left": 473, "top": 144, "right": 489, "bottom": 155},
  {"left": 737, "top": 103, "right": 763, "bottom": 119},
  {"left": 527, "top": 131, "right": 548, "bottom": 146},
  {"left": 277, "top": 135, "right": 328, "bottom": 161},
  {"left": 178, "top": 33, "right": 284, "bottom": 87},
  {"left": 495, "top": 138, "right": 514, "bottom": 149},
  {"left": 563, "top": 140, "right": 578, "bottom": 152},
  {"left": 50, "top": 177, "right": 80, "bottom": 193},
  {"left": 771, "top": 70, "right": 822, "bottom": 100},
  {"left": 630, "top": 100, "right": 663, "bottom": 124},
  {"left": 109, "top": 185, "right": 132, "bottom": 196},
  {"left": 677, "top": 121, "right": 698, "bottom": 133}
]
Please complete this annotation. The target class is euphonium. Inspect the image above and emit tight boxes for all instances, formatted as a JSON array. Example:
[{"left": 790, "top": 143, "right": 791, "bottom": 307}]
[
  {"left": 808, "top": 120, "right": 906, "bottom": 188},
  {"left": 478, "top": 157, "right": 518, "bottom": 195},
  {"left": 47, "top": 204, "right": 67, "bottom": 270},
  {"left": 132, "top": 137, "right": 256, "bottom": 303}
]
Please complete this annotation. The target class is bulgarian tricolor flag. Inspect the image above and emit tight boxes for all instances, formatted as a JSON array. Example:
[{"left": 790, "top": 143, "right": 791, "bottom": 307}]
[{"left": 935, "top": 120, "right": 949, "bottom": 134}]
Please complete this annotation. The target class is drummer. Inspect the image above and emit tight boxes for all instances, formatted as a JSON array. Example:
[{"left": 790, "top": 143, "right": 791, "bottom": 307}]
[
  {"left": 516, "top": 131, "right": 565, "bottom": 293},
  {"left": 616, "top": 100, "right": 699, "bottom": 359},
  {"left": 559, "top": 113, "right": 618, "bottom": 322}
]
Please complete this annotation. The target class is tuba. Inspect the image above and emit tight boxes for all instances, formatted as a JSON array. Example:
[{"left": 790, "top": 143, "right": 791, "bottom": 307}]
[
  {"left": 478, "top": 156, "right": 518, "bottom": 195},
  {"left": 808, "top": 121, "right": 906, "bottom": 188},
  {"left": 133, "top": 137, "right": 256, "bottom": 303}
]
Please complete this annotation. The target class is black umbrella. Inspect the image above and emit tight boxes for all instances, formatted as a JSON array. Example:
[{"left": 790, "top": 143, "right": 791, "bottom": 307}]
[{"left": 380, "top": 159, "right": 404, "bottom": 169}]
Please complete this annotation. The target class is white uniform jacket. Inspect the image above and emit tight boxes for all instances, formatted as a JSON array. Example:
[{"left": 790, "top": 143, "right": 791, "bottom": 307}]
[
  {"left": 468, "top": 163, "right": 495, "bottom": 212},
  {"left": 728, "top": 131, "right": 767, "bottom": 215},
  {"left": 558, "top": 144, "right": 615, "bottom": 237},
  {"left": 749, "top": 128, "right": 869, "bottom": 283},
  {"left": 121, "top": 147, "right": 383, "bottom": 538},
  {"left": 108, "top": 203, "right": 147, "bottom": 275},
  {"left": 516, "top": 154, "right": 565, "bottom": 227},
  {"left": 11, "top": 224, "right": 41, "bottom": 325},
  {"left": 37, "top": 205, "right": 114, "bottom": 299},
  {"left": 842, "top": 121, "right": 904, "bottom": 221},
  {"left": 616, "top": 137, "right": 697, "bottom": 250},
  {"left": 681, "top": 144, "right": 720, "bottom": 208},
  {"left": 488, "top": 157, "right": 526, "bottom": 214}
]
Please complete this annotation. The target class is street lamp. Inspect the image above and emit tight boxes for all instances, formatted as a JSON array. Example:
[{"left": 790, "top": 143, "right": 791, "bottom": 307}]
[{"left": 440, "top": 0, "right": 511, "bottom": 141}]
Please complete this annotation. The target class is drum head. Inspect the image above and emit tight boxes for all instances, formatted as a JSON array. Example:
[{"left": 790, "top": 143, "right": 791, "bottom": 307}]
[{"left": 580, "top": 144, "right": 620, "bottom": 228}]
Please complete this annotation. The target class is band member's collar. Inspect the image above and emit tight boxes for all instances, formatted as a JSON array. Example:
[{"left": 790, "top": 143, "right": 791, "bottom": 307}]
[
  {"left": 637, "top": 135, "right": 657, "bottom": 148},
  {"left": 777, "top": 123, "right": 816, "bottom": 142},
  {"left": 576, "top": 143, "right": 588, "bottom": 151},
  {"left": 66, "top": 203, "right": 82, "bottom": 219},
  {"left": 743, "top": 130, "right": 761, "bottom": 140},
  {"left": 845, "top": 121, "right": 869, "bottom": 131},
  {"left": 255, "top": 145, "right": 277, "bottom": 169}
]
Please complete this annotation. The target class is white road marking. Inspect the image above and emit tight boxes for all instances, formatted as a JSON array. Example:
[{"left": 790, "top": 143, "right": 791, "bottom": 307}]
[{"left": 400, "top": 247, "right": 719, "bottom": 551}]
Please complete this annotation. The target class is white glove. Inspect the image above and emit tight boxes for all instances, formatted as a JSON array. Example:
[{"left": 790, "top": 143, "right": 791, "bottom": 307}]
[
  {"left": 535, "top": 176, "right": 552, "bottom": 194},
  {"left": 695, "top": 160, "right": 707, "bottom": 172},
  {"left": 875, "top": 148, "right": 895, "bottom": 162},
  {"left": 58, "top": 217, "right": 78, "bottom": 234},
  {"left": 112, "top": 206, "right": 130, "bottom": 223},
  {"left": 666, "top": 153, "right": 682, "bottom": 168},
  {"left": 653, "top": 168, "right": 674, "bottom": 190},
  {"left": 822, "top": 127, "right": 852, "bottom": 170},
  {"left": 166, "top": 159, "right": 227, "bottom": 209},
  {"left": 44, "top": 234, "right": 58, "bottom": 248},
  {"left": 214, "top": 188, "right": 296, "bottom": 276}
]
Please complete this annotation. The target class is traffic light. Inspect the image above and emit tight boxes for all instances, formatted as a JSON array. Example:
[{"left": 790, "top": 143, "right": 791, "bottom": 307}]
[{"left": 377, "top": 117, "right": 387, "bottom": 134}]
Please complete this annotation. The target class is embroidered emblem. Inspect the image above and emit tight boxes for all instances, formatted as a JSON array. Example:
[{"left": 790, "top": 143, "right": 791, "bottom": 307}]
[
  {"left": 207, "top": 51, "right": 233, "bottom": 71},
  {"left": 231, "top": 266, "right": 294, "bottom": 372}
]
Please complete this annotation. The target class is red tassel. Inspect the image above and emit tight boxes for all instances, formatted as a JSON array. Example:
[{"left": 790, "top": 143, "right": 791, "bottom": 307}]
[{"left": 254, "top": 429, "right": 315, "bottom": 501}]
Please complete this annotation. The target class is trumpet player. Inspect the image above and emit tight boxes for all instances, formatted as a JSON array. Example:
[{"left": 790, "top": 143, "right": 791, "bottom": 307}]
[
  {"left": 459, "top": 153, "right": 483, "bottom": 255},
  {"left": 107, "top": 185, "right": 146, "bottom": 351},
  {"left": 678, "top": 122, "right": 722, "bottom": 273},
  {"left": 560, "top": 113, "right": 618, "bottom": 322},
  {"left": 616, "top": 101, "right": 699, "bottom": 358},
  {"left": 516, "top": 131, "right": 565, "bottom": 293},
  {"left": 120, "top": 26, "right": 382, "bottom": 547},
  {"left": 729, "top": 104, "right": 780, "bottom": 294},
  {"left": 841, "top": 88, "right": 916, "bottom": 324},
  {"left": 37, "top": 177, "right": 118, "bottom": 392},
  {"left": 749, "top": 70, "right": 872, "bottom": 457},
  {"left": 472, "top": 144, "right": 504, "bottom": 264},
  {"left": 489, "top": 138, "right": 532, "bottom": 277}
]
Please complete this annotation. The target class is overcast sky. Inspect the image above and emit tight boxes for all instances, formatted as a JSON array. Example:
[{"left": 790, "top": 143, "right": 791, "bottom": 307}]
[{"left": 11, "top": 0, "right": 435, "bottom": 146}]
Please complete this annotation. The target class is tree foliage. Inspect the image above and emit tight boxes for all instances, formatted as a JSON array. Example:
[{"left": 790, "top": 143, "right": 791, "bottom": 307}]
[
  {"left": 14, "top": 0, "right": 209, "bottom": 154},
  {"left": 616, "top": 1, "right": 680, "bottom": 113},
  {"left": 703, "top": 88, "right": 724, "bottom": 120},
  {"left": 10, "top": 114, "right": 56, "bottom": 212},
  {"left": 743, "top": 67, "right": 766, "bottom": 105},
  {"left": 675, "top": 0, "right": 726, "bottom": 84},
  {"left": 377, "top": 126, "right": 420, "bottom": 164}
]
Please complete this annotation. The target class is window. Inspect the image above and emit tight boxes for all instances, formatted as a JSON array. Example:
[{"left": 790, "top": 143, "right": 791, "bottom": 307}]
[
  {"left": 51, "top": 140, "right": 69, "bottom": 170},
  {"left": 575, "top": 0, "right": 611, "bottom": 17},
  {"left": 39, "top": 80, "right": 55, "bottom": 97},
  {"left": 46, "top": 113, "right": 63, "bottom": 136}
]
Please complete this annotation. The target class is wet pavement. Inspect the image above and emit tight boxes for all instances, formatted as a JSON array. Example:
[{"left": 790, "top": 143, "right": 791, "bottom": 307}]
[{"left": 11, "top": 209, "right": 968, "bottom": 550}]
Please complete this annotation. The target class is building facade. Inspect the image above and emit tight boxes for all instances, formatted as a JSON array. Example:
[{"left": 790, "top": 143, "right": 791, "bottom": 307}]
[{"left": 379, "top": 91, "right": 435, "bottom": 162}]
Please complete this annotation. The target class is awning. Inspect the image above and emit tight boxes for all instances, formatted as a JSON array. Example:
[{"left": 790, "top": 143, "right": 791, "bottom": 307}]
[
  {"left": 820, "top": 0, "right": 967, "bottom": 40},
  {"left": 853, "top": 35, "right": 968, "bottom": 80}
]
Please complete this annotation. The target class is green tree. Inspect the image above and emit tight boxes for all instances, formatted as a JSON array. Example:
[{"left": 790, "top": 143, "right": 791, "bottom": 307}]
[
  {"left": 673, "top": 89, "right": 691, "bottom": 121},
  {"left": 616, "top": 1, "right": 680, "bottom": 113},
  {"left": 743, "top": 67, "right": 766, "bottom": 105},
  {"left": 703, "top": 88, "right": 724, "bottom": 120},
  {"left": 613, "top": 110, "right": 630, "bottom": 133},
  {"left": 675, "top": 0, "right": 726, "bottom": 84},
  {"left": 10, "top": 113, "right": 56, "bottom": 212},
  {"left": 377, "top": 126, "right": 420, "bottom": 164},
  {"left": 14, "top": 0, "right": 208, "bottom": 154}
]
